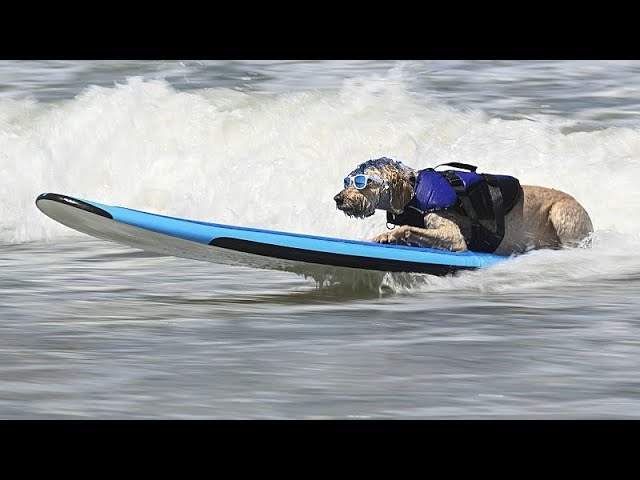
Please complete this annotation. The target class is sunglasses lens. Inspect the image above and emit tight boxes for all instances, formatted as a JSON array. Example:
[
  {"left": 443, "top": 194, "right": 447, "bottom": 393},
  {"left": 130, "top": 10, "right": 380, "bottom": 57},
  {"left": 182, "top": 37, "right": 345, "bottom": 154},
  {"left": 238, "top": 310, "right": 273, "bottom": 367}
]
[
  {"left": 354, "top": 175, "right": 367, "bottom": 189},
  {"left": 344, "top": 177, "right": 351, "bottom": 188}
]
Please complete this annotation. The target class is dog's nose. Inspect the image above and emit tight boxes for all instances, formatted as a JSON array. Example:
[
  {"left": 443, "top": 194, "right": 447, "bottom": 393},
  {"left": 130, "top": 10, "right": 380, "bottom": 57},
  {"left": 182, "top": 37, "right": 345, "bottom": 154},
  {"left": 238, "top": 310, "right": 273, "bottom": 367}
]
[{"left": 334, "top": 191, "right": 344, "bottom": 204}]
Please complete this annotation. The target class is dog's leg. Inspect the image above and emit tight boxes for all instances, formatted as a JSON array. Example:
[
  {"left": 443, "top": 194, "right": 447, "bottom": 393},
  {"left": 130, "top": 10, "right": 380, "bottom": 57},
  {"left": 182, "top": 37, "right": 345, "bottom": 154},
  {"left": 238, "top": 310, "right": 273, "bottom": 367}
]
[
  {"left": 548, "top": 198, "right": 594, "bottom": 247},
  {"left": 372, "top": 214, "right": 468, "bottom": 252}
]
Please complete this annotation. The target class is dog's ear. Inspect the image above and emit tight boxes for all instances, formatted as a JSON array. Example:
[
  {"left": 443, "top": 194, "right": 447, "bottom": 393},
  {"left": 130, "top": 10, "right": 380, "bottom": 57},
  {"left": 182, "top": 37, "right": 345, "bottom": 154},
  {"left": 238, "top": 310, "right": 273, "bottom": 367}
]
[{"left": 388, "top": 171, "right": 414, "bottom": 214}]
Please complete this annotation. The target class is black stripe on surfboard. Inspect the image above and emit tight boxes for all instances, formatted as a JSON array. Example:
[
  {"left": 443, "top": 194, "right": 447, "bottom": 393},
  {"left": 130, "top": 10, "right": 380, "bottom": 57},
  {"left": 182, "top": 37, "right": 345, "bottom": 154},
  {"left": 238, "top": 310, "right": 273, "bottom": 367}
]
[
  {"left": 35, "top": 193, "right": 113, "bottom": 219},
  {"left": 210, "top": 237, "right": 474, "bottom": 275}
]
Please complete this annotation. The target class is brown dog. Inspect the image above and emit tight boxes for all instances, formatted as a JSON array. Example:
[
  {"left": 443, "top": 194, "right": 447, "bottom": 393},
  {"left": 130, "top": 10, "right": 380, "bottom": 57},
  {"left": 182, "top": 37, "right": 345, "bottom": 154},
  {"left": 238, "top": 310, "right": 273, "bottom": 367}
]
[{"left": 333, "top": 157, "right": 593, "bottom": 255}]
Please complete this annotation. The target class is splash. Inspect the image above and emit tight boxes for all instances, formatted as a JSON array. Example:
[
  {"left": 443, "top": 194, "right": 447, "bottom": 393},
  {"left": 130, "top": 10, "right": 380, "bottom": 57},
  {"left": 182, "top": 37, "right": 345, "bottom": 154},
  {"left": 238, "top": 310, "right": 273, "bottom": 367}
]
[{"left": 2, "top": 73, "right": 640, "bottom": 257}]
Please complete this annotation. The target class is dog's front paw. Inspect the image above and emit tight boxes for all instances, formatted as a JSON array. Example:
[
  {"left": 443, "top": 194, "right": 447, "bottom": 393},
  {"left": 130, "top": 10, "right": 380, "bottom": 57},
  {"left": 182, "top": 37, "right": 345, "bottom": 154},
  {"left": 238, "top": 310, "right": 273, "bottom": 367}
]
[
  {"left": 372, "top": 232, "right": 394, "bottom": 244},
  {"left": 372, "top": 226, "right": 409, "bottom": 244}
]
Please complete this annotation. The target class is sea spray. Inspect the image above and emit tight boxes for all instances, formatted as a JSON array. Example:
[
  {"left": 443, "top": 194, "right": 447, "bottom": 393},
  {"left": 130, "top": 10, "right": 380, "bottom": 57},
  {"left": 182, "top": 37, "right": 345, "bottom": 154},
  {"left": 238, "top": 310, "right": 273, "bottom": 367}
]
[{"left": 2, "top": 74, "right": 640, "bottom": 246}]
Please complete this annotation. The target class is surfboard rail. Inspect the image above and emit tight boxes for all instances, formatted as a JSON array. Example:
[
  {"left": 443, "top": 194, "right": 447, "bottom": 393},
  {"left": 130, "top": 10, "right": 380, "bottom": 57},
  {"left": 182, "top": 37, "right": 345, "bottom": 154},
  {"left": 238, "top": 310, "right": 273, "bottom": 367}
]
[{"left": 35, "top": 193, "right": 509, "bottom": 275}]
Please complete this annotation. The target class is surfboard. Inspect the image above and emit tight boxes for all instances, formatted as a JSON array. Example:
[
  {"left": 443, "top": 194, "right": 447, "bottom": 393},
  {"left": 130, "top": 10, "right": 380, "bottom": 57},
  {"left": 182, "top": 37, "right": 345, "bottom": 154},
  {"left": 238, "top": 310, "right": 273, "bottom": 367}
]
[{"left": 35, "top": 193, "right": 509, "bottom": 276}]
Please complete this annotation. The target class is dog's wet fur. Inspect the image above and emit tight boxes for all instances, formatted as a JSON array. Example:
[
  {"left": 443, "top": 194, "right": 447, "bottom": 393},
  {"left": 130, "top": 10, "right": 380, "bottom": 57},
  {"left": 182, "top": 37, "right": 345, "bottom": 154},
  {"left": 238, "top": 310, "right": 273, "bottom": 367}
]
[{"left": 334, "top": 158, "right": 594, "bottom": 255}]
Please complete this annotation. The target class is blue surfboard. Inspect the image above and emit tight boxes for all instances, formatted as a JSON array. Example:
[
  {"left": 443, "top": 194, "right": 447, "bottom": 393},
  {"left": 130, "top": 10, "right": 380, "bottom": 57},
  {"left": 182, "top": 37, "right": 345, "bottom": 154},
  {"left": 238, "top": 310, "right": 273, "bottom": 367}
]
[{"left": 35, "top": 193, "right": 509, "bottom": 276}]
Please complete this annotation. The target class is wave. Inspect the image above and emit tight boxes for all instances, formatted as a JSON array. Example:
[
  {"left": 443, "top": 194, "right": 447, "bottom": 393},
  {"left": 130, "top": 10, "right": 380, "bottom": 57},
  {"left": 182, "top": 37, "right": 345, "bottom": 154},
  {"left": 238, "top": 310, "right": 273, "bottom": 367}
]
[{"left": 2, "top": 74, "right": 640, "bottom": 247}]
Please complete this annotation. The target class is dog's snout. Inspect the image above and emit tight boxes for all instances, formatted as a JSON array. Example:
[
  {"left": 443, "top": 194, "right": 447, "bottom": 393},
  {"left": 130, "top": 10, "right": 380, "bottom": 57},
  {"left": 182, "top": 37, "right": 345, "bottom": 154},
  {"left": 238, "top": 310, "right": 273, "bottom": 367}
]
[{"left": 334, "top": 191, "right": 344, "bottom": 204}]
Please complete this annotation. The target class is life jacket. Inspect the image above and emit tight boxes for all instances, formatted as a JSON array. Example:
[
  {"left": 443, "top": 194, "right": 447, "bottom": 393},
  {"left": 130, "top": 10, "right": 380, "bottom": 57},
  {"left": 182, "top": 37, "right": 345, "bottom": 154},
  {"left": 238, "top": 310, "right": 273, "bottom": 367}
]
[{"left": 386, "top": 162, "right": 522, "bottom": 253}]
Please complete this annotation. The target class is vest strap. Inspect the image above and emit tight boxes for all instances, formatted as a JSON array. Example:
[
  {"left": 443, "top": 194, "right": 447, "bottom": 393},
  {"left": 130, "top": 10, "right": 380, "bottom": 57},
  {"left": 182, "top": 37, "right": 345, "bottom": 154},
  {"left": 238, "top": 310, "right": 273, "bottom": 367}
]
[
  {"left": 439, "top": 170, "right": 506, "bottom": 253},
  {"left": 440, "top": 170, "right": 480, "bottom": 227},
  {"left": 386, "top": 201, "right": 425, "bottom": 228}
]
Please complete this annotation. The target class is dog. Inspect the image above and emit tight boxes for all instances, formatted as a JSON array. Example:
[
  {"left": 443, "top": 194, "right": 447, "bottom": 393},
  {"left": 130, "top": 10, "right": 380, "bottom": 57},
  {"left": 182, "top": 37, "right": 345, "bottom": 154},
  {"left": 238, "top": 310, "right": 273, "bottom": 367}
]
[{"left": 333, "top": 157, "right": 593, "bottom": 255}]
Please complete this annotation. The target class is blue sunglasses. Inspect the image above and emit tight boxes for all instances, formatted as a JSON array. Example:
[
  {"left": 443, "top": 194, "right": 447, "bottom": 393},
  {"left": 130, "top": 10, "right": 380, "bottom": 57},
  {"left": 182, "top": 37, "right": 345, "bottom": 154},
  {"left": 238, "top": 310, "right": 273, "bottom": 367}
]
[{"left": 344, "top": 174, "right": 387, "bottom": 190}]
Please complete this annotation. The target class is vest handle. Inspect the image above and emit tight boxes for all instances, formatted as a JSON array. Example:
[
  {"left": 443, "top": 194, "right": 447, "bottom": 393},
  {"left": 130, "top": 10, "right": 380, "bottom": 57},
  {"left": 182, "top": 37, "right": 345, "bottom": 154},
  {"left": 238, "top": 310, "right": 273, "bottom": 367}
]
[{"left": 434, "top": 162, "right": 477, "bottom": 172}]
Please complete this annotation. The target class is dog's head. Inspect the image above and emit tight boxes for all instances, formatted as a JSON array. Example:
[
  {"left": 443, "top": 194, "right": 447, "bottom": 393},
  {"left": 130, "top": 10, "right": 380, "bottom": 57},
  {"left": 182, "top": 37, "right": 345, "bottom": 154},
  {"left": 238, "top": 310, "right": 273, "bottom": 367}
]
[{"left": 333, "top": 157, "right": 416, "bottom": 218}]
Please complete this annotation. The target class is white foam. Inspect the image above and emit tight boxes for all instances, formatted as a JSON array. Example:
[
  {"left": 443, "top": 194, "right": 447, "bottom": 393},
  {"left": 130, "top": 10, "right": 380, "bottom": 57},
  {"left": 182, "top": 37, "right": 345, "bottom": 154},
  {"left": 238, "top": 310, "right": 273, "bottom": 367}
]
[{"left": 1, "top": 74, "right": 639, "bottom": 251}]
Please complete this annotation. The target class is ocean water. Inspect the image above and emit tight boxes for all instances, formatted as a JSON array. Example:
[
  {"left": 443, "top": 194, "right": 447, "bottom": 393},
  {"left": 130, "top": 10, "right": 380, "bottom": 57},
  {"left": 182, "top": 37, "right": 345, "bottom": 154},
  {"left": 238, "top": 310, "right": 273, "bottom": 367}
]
[{"left": 2, "top": 60, "right": 640, "bottom": 419}]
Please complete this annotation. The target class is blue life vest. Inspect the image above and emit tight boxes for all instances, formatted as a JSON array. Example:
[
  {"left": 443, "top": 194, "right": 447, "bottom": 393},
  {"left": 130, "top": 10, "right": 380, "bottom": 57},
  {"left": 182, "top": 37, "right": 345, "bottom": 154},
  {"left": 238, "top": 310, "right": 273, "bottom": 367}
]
[{"left": 387, "top": 163, "right": 522, "bottom": 253}]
